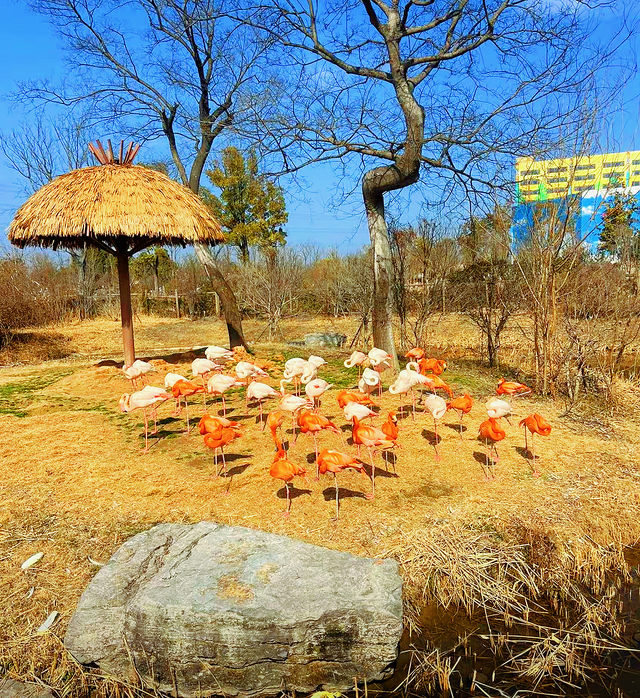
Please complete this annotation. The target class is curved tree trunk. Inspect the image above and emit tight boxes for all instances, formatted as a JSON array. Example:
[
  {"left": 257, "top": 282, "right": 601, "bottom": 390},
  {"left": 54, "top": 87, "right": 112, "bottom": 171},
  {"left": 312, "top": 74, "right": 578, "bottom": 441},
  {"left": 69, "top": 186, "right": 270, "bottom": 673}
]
[
  {"left": 363, "top": 185, "right": 397, "bottom": 365},
  {"left": 194, "top": 244, "right": 249, "bottom": 350}
]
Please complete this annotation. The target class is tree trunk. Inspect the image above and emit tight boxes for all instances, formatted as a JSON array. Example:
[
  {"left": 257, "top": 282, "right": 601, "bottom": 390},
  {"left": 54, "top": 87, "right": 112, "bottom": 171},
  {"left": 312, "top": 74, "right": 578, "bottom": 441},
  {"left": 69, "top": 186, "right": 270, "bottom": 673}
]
[
  {"left": 363, "top": 186, "right": 397, "bottom": 366},
  {"left": 116, "top": 248, "right": 135, "bottom": 366},
  {"left": 194, "top": 244, "right": 248, "bottom": 350}
]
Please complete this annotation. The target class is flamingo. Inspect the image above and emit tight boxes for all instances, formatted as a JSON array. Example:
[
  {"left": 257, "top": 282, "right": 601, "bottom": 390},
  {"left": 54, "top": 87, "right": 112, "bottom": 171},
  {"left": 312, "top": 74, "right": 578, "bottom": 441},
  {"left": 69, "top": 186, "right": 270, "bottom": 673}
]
[
  {"left": 404, "top": 347, "right": 425, "bottom": 361},
  {"left": 344, "top": 350, "right": 369, "bottom": 379},
  {"left": 299, "top": 355, "right": 329, "bottom": 387},
  {"left": 447, "top": 394, "right": 474, "bottom": 439},
  {"left": 381, "top": 410, "right": 400, "bottom": 472},
  {"left": 270, "top": 449, "right": 307, "bottom": 517},
  {"left": 283, "top": 357, "right": 307, "bottom": 395},
  {"left": 122, "top": 360, "right": 155, "bottom": 389},
  {"left": 336, "top": 390, "right": 377, "bottom": 409},
  {"left": 418, "top": 358, "right": 447, "bottom": 375},
  {"left": 367, "top": 348, "right": 392, "bottom": 395},
  {"left": 164, "top": 372, "right": 186, "bottom": 413},
  {"left": 198, "top": 413, "right": 240, "bottom": 435},
  {"left": 247, "top": 381, "right": 280, "bottom": 427},
  {"left": 207, "top": 374, "right": 243, "bottom": 416},
  {"left": 192, "top": 358, "right": 222, "bottom": 406},
  {"left": 296, "top": 409, "right": 341, "bottom": 473},
  {"left": 236, "top": 361, "right": 269, "bottom": 405},
  {"left": 304, "top": 379, "right": 332, "bottom": 410},
  {"left": 486, "top": 397, "right": 512, "bottom": 424},
  {"left": 119, "top": 386, "right": 170, "bottom": 453},
  {"left": 266, "top": 410, "right": 287, "bottom": 451},
  {"left": 343, "top": 401, "right": 377, "bottom": 424},
  {"left": 478, "top": 417, "right": 506, "bottom": 480},
  {"left": 519, "top": 414, "right": 551, "bottom": 477},
  {"left": 317, "top": 449, "right": 373, "bottom": 519},
  {"left": 203, "top": 426, "right": 241, "bottom": 477},
  {"left": 171, "top": 379, "right": 203, "bottom": 433},
  {"left": 424, "top": 373, "right": 454, "bottom": 398},
  {"left": 358, "top": 367, "right": 381, "bottom": 396},
  {"left": 279, "top": 386, "right": 314, "bottom": 437},
  {"left": 205, "top": 345, "right": 234, "bottom": 362},
  {"left": 497, "top": 378, "right": 532, "bottom": 398},
  {"left": 423, "top": 393, "right": 447, "bottom": 461},
  {"left": 390, "top": 366, "right": 433, "bottom": 419},
  {"left": 351, "top": 416, "right": 394, "bottom": 498}
]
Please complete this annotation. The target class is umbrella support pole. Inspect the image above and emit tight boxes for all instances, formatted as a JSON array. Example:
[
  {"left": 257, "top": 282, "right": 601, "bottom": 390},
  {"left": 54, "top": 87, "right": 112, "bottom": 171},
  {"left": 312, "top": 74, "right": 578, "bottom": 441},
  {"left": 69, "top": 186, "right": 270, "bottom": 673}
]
[{"left": 117, "top": 248, "right": 136, "bottom": 367}]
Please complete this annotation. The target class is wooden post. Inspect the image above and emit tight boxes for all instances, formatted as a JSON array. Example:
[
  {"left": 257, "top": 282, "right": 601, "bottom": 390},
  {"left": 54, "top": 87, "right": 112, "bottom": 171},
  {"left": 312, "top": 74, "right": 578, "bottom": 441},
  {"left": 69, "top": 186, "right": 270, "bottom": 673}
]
[
  {"left": 116, "top": 248, "right": 135, "bottom": 366},
  {"left": 175, "top": 288, "right": 180, "bottom": 318}
]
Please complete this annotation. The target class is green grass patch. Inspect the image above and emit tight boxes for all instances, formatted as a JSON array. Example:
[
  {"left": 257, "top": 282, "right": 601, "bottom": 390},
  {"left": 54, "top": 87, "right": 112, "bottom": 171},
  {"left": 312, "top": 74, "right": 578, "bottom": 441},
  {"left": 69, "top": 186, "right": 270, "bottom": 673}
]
[{"left": 0, "top": 369, "right": 75, "bottom": 417}]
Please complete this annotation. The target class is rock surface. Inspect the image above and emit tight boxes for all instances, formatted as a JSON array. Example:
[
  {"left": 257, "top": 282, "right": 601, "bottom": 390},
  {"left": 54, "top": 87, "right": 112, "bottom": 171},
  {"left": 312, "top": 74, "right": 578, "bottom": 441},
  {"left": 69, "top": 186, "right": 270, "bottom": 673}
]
[
  {"left": 0, "top": 678, "right": 55, "bottom": 698},
  {"left": 65, "top": 522, "right": 402, "bottom": 697},
  {"left": 303, "top": 332, "right": 347, "bottom": 348}
]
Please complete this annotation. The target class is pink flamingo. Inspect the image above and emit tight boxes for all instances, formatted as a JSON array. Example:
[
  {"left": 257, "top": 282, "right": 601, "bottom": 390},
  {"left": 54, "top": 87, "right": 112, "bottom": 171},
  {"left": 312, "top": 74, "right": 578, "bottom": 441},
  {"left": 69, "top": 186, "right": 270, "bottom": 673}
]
[
  {"left": 206, "top": 374, "right": 243, "bottom": 416},
  {"left": 247, "top": 381, "right": 281, "bottom": 427},
  {"left": 119, "top": 385, "right": 170, "bottom": 453},
  {"left": 122, "top": 359, "right": 155, "bottom": 389},
  {"left": 192, "top": 358, "right": 222, "bottom": 406}
]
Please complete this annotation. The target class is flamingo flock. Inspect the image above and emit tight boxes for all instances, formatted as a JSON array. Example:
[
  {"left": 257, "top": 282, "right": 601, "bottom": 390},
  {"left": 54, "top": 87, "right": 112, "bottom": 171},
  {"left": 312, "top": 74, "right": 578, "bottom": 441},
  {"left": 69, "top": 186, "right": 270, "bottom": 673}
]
[{"left": 118, "top": 346, "right": 551, "bottom": 519}]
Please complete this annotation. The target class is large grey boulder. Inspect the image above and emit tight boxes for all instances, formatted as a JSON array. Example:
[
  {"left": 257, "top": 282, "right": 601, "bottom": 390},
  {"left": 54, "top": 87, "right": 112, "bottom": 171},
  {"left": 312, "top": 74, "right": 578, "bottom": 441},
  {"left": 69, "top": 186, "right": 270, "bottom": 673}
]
[
  {"left": 0, "top": 678, "right": 54, "bottom": 698},
  {"left": 65, "top": 523, "right": 402, "bottom": 697}
]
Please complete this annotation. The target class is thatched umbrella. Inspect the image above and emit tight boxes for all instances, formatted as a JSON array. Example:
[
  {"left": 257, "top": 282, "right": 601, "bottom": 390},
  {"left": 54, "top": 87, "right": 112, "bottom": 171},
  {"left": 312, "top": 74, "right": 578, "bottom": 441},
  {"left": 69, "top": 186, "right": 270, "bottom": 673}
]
[{"left": 8, "top": 141, "right": 224, "bottom": 366}]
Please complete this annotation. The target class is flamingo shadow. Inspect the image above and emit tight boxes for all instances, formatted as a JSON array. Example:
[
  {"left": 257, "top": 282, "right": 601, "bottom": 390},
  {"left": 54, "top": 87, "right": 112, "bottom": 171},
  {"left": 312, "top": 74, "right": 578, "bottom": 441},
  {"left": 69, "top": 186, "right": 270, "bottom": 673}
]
[
  {"left": 515, "top": 446, "right": 536, "bottom": 460},
  {"left": 219, "top": 463, "right": 250, "bottom": 478},
  {"left": 321, "top": 487, "right": 367, "bottom": 501},
  {"left": 445, "top": 422, "right": 467, "bottom": 434},
  {"left": 276, "top": 485, "right": 312, "bottom": 500},
  {"left": 421, "top": 428, "right": 441, "bottom": 447}
]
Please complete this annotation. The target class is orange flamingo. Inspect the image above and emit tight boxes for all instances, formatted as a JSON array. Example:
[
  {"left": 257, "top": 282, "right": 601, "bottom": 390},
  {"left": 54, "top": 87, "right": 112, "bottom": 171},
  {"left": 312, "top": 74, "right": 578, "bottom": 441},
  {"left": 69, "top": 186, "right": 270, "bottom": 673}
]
[
  {"left": 447, "top": 394, "right": 474, "bottom": 439},
  {"left": 270, "top": 449, "right": 307, "bottom": 517},
  {"left": 336, "top": 390, "right": 377, "bottom": 409},
  {"left": 497, "top": 378, "right": 532, "bottom": 398},
  {"left": 317, "top": 449, "right": 373, "bottom": 519},
  {"left": 352, "top": 416, "right": 394, "bottom": 498},
  {"left": 171, "top": 379, "right": 204, "bottom": 433},
  {"left": 203, "top": 426, "right": 241, "bottom": 477},
  {"left": 418, "top": 357, "right": 447, "bottom": 375},
  {"left": 198, "top": 413, "right": 240, "bottom": 435},
  {"left": 296, "top": 410, "right": 341, "bottom": 472},
  {"left": 478, "top": 417, "right": 506, "bottom": 480},
  {"left": 404, "top": 347, "right": 425, "bottom": 360},
  {"left": 519, "top": 414, "right": 551, "bottom": 477},
  {"left": 424, "top": 373, "right": 454, "bottom": 398},
  {"left": 381, "top": 410, "right": 399, "bottom": 472},
  {"left": 266, "top": 410, "right": 287, "bottom": 451}
]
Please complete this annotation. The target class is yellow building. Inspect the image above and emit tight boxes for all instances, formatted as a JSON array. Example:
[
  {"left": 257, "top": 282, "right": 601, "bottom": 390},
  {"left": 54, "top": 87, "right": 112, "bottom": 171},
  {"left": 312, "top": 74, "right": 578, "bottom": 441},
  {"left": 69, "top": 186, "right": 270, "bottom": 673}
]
[{"left": 515, "top": 150, "right": 640, "bottom": 203}]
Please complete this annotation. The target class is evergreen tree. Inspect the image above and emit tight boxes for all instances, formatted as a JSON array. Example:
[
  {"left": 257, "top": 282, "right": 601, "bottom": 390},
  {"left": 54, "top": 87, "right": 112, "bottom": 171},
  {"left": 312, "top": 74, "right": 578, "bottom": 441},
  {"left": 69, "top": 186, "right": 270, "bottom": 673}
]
[{"left": 204, "top": 148, "right": 287, "bottom": 263}]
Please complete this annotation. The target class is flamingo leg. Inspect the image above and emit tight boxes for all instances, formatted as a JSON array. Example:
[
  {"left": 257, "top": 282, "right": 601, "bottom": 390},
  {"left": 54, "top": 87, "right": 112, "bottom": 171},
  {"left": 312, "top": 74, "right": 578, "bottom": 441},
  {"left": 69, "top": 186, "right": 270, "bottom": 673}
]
[
  {"left": 214, "top": 449, "right": 219, "bottom": 477},
  {"left": 221, "top": 448, "right": 227, "bottom": 476},
  {"left": 433, "top": 418, "right": 441, "bottom": 461},
  {"left": 532, "top": 434, "right": 540, "bottom": 477},
  {"left": 185, "top": 399, "right": 191, "bottom": 434},
  {"left": 459, "top": 412, "right": 463, "bottom": 440},
  {"left": 367, "top": 446, "right": 375, "bottom": 499},
  {"left": 284, "top": 482, "right": 291, "bottom": 517},
  {"left": 524, "top": 427, "right": 529, "bottom": 455},
  {"left": 142, "top": 409, "right": 149, "bottom": 453},
  {"left": 411, "top": 389, "right": 416, "bottom": 421},
  {"left": 259, "top": 401, "right": 264, "bottom": 427},
  {"left": 334, "top": 473, "right": 340, "bottom": 520},
  {"left": 314, "top": 434, "right": 319, "bottom": 478},
  {"left": 200, "top": 376, "right": 207, "bottom": 407}
]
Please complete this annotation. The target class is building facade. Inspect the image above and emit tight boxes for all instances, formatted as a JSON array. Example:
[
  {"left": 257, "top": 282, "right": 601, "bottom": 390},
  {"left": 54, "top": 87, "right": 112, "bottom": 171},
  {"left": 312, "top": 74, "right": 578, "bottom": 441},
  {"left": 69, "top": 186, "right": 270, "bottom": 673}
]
[{"left": 512, "top": 150, "right": 640, "bottom": 248}]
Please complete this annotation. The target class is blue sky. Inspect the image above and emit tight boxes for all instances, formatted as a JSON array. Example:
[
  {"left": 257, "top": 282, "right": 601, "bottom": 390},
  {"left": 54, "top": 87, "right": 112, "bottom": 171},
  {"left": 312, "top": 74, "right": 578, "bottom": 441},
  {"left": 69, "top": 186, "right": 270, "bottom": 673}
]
[{"left": 1, "top": 1, "right": 639, "bottom": 258}]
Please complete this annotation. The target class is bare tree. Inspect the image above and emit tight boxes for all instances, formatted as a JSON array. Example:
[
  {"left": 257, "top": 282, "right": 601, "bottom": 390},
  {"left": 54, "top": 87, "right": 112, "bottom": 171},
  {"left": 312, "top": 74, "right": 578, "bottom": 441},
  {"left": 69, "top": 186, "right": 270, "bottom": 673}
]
[
  {"left": 244, "top": 0, "right": 629, "bottom": 365},
  {"left": 25, "top": 0, "right": 277, "bottom": 348}
]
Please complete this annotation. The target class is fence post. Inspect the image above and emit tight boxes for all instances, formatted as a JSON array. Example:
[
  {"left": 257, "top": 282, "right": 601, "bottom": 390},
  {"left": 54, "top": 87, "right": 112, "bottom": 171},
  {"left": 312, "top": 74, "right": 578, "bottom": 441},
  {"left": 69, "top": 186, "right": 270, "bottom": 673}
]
[{"left": 174, "top": 289, "right": 180, "bottom": 319}]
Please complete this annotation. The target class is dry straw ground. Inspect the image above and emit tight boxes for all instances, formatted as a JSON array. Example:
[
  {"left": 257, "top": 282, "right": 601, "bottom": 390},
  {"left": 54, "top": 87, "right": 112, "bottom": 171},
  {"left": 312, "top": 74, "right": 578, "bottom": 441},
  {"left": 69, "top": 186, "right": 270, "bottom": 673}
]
[{"left": 1, "top": 315, "right": 640, "bottom": 695}]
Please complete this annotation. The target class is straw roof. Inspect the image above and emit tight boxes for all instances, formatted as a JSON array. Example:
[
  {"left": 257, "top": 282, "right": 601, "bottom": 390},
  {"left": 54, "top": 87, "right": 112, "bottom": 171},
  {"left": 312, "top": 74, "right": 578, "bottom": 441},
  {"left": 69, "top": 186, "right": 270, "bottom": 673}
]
[{"left": 8, "top": 164, "right": 224, "bottom": 251}]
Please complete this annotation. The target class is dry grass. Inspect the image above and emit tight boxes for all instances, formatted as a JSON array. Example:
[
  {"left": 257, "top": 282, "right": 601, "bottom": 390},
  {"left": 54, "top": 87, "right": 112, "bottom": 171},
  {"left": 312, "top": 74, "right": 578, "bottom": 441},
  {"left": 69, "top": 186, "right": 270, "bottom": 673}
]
[{"left": 1, "top": 315, "right": 640, "bottom": 695}]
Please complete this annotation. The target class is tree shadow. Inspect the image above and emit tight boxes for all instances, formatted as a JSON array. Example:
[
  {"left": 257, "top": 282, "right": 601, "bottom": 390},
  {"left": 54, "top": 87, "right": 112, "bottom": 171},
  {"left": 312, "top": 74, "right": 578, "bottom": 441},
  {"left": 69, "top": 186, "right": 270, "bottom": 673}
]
[
  {"left": 473, "top": 450, "right": 490, "bottom": 465},
  {"left": 276, "top": 485, "right": 312, "bottom": 500},
  {"left": 96, "top": 348, "right": 203, "bottom": 368}
]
